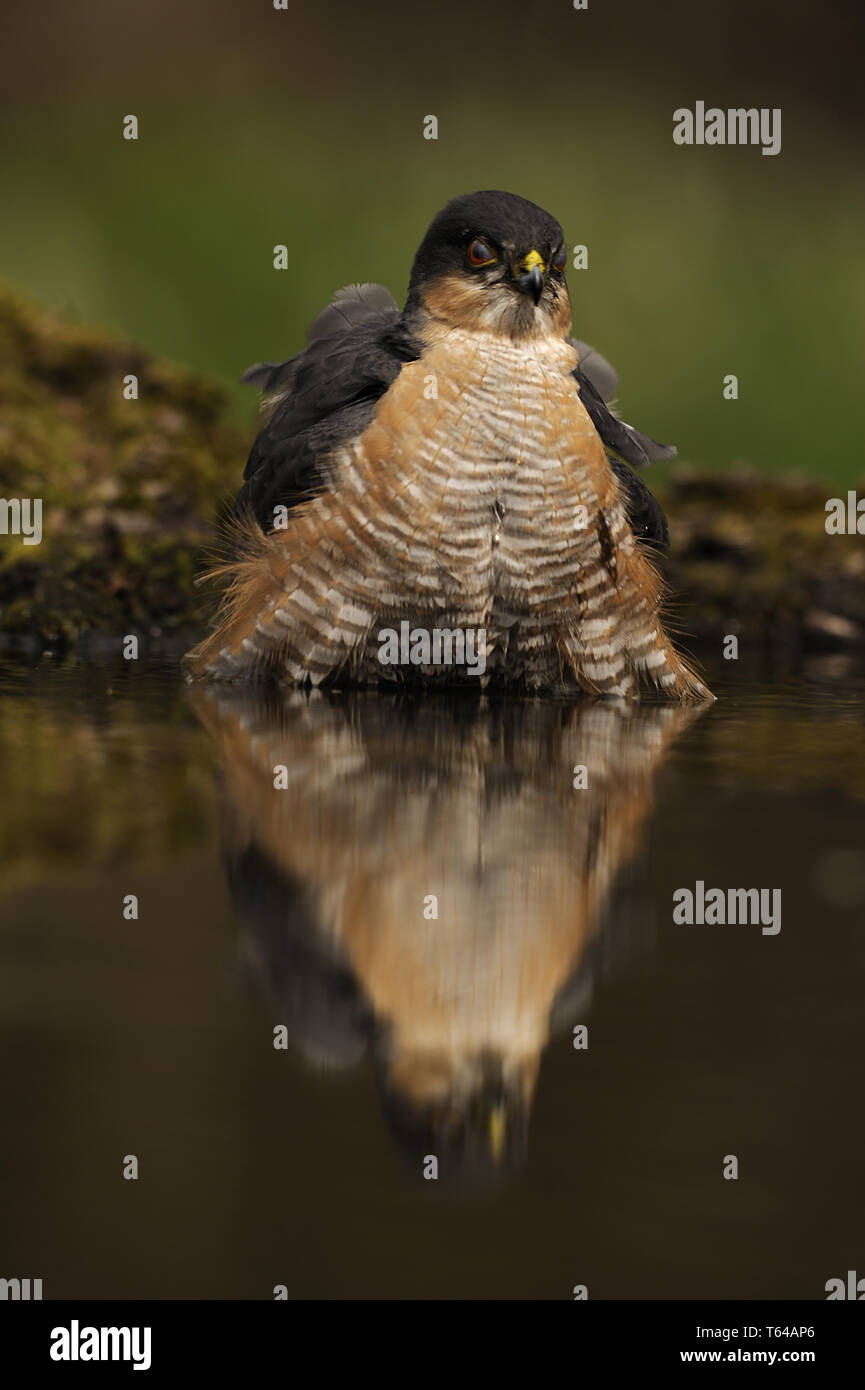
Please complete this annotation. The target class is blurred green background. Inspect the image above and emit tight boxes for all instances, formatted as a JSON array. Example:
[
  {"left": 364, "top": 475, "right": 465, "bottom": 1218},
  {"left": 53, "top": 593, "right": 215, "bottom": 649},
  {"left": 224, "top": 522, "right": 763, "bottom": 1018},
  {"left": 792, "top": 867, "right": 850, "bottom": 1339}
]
[{"left": 2, "top": 0, "right": 864, "bottom": 482}]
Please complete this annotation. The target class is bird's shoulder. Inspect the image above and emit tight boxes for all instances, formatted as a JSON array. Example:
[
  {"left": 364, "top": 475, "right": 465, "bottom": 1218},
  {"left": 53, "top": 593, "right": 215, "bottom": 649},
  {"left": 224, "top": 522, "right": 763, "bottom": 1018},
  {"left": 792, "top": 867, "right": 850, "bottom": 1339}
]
[{"left": 237, "top": 284, "right": 422, "bottom": 526}]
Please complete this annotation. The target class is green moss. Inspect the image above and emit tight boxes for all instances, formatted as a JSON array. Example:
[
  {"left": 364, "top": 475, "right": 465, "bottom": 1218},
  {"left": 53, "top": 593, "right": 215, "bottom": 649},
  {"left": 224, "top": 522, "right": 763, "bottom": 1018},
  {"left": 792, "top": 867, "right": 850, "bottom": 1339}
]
[{"left": 0, "top": 288, "right": 243, "bottom": 640}]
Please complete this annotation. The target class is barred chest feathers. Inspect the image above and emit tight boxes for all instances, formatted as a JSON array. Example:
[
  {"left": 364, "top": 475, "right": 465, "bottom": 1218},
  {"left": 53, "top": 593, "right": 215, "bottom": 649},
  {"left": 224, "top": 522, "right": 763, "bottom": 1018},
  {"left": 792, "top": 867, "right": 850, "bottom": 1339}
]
[{"left": 187, "top": 329, "right": 708, "bottom": 700}]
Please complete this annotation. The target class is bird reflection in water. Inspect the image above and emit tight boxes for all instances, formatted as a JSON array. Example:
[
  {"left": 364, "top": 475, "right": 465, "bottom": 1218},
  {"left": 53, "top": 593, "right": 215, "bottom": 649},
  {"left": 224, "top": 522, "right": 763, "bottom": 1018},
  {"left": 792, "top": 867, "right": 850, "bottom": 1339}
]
[{"left": 190, "top": 690, "right": 701, "bottom": 1179}]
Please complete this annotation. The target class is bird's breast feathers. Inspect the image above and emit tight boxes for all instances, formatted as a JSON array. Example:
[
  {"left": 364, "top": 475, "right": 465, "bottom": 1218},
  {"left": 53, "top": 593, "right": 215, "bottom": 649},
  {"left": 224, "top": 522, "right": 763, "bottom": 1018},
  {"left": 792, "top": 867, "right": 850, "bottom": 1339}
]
[{"left": 339, "top": 327, "right": 626, "bottom": 596}]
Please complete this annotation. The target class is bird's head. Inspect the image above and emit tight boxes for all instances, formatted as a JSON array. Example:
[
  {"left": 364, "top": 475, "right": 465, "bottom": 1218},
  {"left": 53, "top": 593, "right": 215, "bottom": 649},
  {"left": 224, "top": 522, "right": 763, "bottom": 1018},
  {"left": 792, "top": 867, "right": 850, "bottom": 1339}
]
[
  {"left": 377, "top": 1044, "right": 539, "bottom": 1179},
  {"left": 406, "top": 190, "right": 572, "bottom": 340}
]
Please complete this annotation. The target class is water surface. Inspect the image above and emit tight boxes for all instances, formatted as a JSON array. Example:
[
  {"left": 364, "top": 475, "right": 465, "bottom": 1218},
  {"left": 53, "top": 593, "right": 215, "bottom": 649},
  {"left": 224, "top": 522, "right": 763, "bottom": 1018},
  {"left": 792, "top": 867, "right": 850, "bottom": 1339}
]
[{"left": 1, "top": 656, "right": 863, "bottom": 1299}]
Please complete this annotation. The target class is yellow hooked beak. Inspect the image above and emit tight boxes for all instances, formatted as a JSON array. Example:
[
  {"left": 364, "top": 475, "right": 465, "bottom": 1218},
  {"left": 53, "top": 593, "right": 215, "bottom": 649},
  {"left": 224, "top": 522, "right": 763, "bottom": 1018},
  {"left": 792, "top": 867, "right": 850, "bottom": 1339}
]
[{"left": 514, "top": 249, "right": 546, "bottom": 305}]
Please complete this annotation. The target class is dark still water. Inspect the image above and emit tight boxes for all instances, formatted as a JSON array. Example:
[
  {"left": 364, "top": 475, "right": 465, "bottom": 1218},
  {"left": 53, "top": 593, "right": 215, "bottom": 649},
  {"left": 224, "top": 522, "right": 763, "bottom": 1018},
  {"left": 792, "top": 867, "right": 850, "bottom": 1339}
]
[{"left": 1, "top": 656, "right": 863, "bottom": 1300}]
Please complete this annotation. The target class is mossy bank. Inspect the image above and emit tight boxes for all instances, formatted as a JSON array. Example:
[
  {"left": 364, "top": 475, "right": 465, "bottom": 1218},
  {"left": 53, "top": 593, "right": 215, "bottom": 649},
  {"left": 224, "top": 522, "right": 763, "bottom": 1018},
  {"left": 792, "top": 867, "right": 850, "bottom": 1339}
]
[
  {"left": 0, "top": 289, "right": 242, "bottom": 645},
  {"left": 1, "top": 290, "right": 862, "bottom": 658}
]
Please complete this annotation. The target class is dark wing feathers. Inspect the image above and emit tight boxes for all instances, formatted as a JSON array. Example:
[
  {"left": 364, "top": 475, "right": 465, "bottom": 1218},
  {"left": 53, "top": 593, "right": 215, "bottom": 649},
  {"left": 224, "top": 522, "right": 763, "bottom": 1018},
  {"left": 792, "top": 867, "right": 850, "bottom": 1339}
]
[
  {"left": 307, "top": 283, "right": 400, "bottom": 339},
  {"left": 608, "top": 458, "right": 670, "bottom": 550},
  {"left": 573, "top": 355, "right": 677, "bottom": 469},
  {"left": 238, "top": 285, "right": 672, "bottom": 551},
  {"left": 570, "top": 338, "right": 620, "bottom": 402},
  {"left": 235, "top": 284, "right": 420, "bottom": 525},
  {"left": 240, "top": 360, "right": 284, "bottom": 389}
]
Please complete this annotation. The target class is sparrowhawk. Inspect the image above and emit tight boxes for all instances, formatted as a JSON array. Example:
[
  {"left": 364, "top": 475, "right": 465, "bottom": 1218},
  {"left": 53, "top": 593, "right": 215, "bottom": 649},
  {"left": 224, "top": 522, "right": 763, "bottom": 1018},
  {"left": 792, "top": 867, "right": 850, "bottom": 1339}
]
[{"left": 186, "top": 190, "right": 711, "bottom": 700}]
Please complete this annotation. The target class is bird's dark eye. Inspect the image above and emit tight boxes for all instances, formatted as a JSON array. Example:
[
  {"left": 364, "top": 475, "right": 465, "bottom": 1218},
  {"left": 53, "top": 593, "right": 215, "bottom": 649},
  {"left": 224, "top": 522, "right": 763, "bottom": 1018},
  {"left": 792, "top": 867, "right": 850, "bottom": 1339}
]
[
  {"left": 467, "top": 238, "right": 497, "bottom": 267},
  {"left": 552, "top": 245, "right": 567, "bottom": 272}
]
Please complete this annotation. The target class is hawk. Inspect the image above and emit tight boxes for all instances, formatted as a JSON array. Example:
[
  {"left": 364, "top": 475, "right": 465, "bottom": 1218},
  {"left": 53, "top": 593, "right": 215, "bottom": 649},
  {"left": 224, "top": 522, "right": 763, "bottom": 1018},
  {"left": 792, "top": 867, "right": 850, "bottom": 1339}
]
[{"left": 185, "top": 190, "right": 711, "bottom": 700}]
